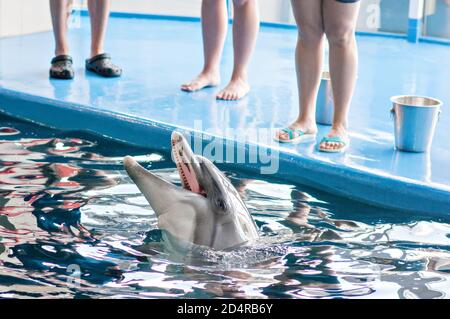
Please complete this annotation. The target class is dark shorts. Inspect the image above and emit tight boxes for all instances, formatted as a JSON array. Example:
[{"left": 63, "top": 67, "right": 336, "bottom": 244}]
[{"left": 336, "top": 0, "right": 360, "bottom": 3}]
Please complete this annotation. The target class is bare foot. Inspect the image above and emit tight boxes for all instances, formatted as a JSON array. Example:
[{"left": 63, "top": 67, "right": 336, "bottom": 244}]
[
  {"left": 216, "top": 77, "right": 250, "bottom": 101},
  {"left": 319, "top": 126, "right": 349, "bottom": 151},
  {"left": 181, "top": 71, "right": 220, "bottom": 92},
  {"left": 275, "top": 120, "right": 317, "bottom": 141}
]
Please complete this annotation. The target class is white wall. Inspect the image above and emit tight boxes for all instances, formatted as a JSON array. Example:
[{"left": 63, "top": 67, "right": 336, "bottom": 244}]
[
  {"left": 110, "top": 0, "right": 201, "bottom": 17},
  {"left": 258, "top": 0, "right": 294, "bottom": 24},
  {"left": 0, "top": 0, "right": 295, "bottom": 38},
  {"left": 110, "top": 0, "right": 295, "bottom": 23},
  {"left": 0, "top": 0, "right": 382, "bottom": 38},
  {"left": 0, "top": 0, "right": 52, "bottom": 38}
]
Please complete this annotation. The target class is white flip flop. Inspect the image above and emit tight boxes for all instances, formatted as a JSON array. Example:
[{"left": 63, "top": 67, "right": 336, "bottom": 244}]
[{"left": 318, "top": 135, "right": 349, "bottom": 153}]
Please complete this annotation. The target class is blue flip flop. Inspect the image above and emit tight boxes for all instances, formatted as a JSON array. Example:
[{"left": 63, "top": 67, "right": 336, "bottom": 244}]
[
  {"left": 318, "top": 136, "right": 349, "bottom": 153},
  {"left": 274, "top": 128, "right": 316, "bottom": 144}
]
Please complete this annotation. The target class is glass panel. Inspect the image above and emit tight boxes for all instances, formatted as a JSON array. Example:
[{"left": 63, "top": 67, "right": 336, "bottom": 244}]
[
  {"left": 357, "top": 0, "right": 409, "bottom": 33},
  {"left": 423, "top": 0, "right": 450, "bottom": 39},
  {"left": 256, "top": 0, "right": 410, "bottom": 34},
  {"left": 378, "top": 0, "right": 409, "bottom": 33}
]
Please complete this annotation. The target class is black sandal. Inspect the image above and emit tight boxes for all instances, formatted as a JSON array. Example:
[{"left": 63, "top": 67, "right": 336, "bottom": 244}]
[
  {"left": 50, "top": 55, "right": 74, "bottom": 80},
  {"left": 85, "top": 53, "right": 122, "bottom": 78}
]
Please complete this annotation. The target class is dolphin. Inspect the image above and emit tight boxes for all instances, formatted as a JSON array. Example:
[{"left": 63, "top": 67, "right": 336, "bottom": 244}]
[{"left": 123, "top": 131, "right": 259, "bottom": 251}]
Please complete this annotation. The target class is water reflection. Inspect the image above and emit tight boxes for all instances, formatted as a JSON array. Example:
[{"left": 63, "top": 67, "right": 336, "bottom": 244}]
[
  {"left": 0, "top": 128, "right": 123, "bottom": 288},
  {"left": 1, "top": 118, "right": 450, "bottom": 299},
  {"left": 50, "top": 77, "right": 74, "bottom": 101},
  {"left": 391, "top": 150, "right": 432, "bottom": 182}
]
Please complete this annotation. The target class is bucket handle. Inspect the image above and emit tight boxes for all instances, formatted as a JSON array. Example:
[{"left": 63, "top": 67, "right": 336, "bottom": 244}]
[
  {"left": 390, "top": 108, "right": 395, "bottom": 119},
  {"left": 390, "top": 108, "right": 442, "bottom": 121}
]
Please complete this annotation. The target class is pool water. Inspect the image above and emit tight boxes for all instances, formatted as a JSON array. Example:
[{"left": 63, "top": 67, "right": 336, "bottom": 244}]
[{"left": 1, "top": 114, "right": 449, "bottom": 299}]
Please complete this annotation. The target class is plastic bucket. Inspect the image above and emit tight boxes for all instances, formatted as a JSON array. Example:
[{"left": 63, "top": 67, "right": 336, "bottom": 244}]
[
  {"left": 390, "top": 95, "right": 442, "bottom": 152},
  {"left": 315, "top": 71, "right": 334, "bottom": 125}
]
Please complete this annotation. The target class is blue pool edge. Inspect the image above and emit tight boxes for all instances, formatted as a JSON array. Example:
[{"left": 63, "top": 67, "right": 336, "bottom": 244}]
[{"left": 0, "top": 86, "right": 449, "bottom": 217}]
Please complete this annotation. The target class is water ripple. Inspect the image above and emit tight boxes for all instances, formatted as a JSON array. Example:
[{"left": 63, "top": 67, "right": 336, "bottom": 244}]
[{"left": 1, "top": 116, "right": 449, "bottom": 299}]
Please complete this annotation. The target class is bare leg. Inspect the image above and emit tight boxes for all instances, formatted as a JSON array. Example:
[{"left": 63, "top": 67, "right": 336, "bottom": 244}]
[
  {"left": 88, "top": 0, "right": 110, "bottom": 58},
  {"left": 320, "top": 0, "right": 360, "bottom": 151},
  {"left": 49, "top": 0, "right": 73, "bottom": 56},
  {"left": 216, "top": 0, "right": 259, "bottom": 101},
  {"left": 181, "top": 0, "right": 227, "bottom": 92},
  {"left": 276, "top": 0, "right": 323, "bottom": 141}
]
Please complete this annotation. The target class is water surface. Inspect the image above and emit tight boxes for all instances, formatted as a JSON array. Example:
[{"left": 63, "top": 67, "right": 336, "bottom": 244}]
[{"left": 1, "top": 115, "right": 449, "bottom": 299}]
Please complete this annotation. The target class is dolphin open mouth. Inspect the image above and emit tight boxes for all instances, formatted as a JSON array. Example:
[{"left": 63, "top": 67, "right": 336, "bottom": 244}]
[
  {"left": 171, "top": 132, "right": 205, "bottom": 196},
  {"left": 124, "top": 131, "right": 259, "bottom": 250}
]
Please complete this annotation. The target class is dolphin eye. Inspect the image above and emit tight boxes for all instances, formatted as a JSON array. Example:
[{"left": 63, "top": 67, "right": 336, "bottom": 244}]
[{"left": 215, "top": 199, "right": 227, "bottom": 211}]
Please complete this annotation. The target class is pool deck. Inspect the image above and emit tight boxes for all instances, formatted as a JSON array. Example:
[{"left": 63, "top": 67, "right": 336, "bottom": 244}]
[{"left": 0, "top": 15, "right": 449, "bottom": 216}]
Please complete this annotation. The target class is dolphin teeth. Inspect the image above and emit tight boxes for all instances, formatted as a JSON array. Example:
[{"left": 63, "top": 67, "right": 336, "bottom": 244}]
[
  {"left": 172, "top": 143, "right": 192, "bottom": 191},
  {"left": 177, "top": 161, "right": 190, "bottom": 191},
  {"left": 172, "top": 136, "right": 205, "bottom": 196}
]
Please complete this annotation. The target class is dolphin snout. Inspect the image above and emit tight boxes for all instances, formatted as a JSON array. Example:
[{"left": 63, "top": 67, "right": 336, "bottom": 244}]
[
  {"left": 123, "top": 155, "right": 137, "bottom": 168},
  {"left": 171, "top": 131, "right": 183, "bottom": 143},
  {"left": 124, "top": 155, "right": 159, "bottom": 181},
  {"left": 123, "top": 156, "right": 141, "bottom": 179}
]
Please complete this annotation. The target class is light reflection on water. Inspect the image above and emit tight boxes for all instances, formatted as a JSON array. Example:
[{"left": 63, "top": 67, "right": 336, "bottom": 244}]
[{"left": 0, "top": 115, "right": 449, "bottom": 299}]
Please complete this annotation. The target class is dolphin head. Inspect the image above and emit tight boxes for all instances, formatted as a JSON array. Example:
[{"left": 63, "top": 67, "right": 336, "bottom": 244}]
[{"left": 123, "top": 131, "right": 259, "bottom": 250}]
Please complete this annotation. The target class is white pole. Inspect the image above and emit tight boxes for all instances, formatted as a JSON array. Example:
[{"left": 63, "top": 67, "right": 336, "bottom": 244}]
[{"left": 408, "top": 0, "right": 425, "bottom": 42}]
